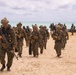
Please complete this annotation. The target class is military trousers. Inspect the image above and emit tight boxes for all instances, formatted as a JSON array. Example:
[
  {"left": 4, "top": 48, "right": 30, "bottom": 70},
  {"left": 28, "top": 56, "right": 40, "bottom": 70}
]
[
  {"left": 0, "top": 49, "right": 14, "bottom": 68},
  {"left": 54, "top": 42, "right": 62, "bottom": 56}
]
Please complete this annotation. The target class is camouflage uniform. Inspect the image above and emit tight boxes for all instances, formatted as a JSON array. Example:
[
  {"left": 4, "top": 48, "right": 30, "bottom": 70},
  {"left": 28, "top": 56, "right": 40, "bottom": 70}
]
[
  {"left": 71, "top": 24, "right": 75, "bottom": 35},
  {"left": 30, "top": 25, "right": 41, "bottom": 57},
  {"left": 23, "top": 26, "right": 31, "bottom": 47},
  {"left": 49, "top": 23, "right": 56, "bottom": 32},
  {"left": 16, "top": 22, "right": 27, "bottom": 57},
  {"left": 0, "top": 18, "right": 16, "bottom": 71},
  {"left": 43, "top": 26, "right": 47, "bottom": 49},
  {"left": 63, "top": 24, "right": 67, "bottom": 30},
  {"left": 52, "top": 25, "right": 63, "bottom": 57},
  {"left": 62, "top": 27, "right": 69, "bottom": 49},
  {"left": 39, "top": 26, "right": 46, "bottom": 54},
  {"left": 46, "top": 29, "right": 50, "bottom": 40}
]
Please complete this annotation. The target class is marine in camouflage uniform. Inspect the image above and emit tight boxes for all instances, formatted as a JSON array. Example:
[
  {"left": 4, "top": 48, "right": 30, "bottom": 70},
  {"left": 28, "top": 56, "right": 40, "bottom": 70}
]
[
  {"left": 52, "top": 25, "right": 63, "bottom": 57},
  {"left": 63, "top": 24, "right": 67, "bottom": 30},
  {"left": 30, "top": 25, "right": 41, "bottom": 57},
  {"left": 23, "top": 26, "right": 31, "bottom": 47},
  {"left": 0, "top": 18, "right": 16, "bottom": 71},
  {"left": 43, "top": 26, "right": 49, "bottom": 49},
  {"left": 70, "top": 24, "right": 75, "bottom": 35},
  {"left": 39, "top": 25, "right": 46, "bottom": 54},
  {"left": 62, "top": 26, "right": 69, "bottom": 49},
  {"left": 16, "top": 22, "right": 27, "bottom": 57}
]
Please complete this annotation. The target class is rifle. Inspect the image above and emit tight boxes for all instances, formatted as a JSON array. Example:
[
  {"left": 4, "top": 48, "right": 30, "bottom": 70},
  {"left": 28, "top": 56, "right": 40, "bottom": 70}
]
[
  {"left": 0, "top": 27, "right": 18, "bottom": 60},
  {"left": 14, "top": 53, "right": 18, "bottom": 60}
]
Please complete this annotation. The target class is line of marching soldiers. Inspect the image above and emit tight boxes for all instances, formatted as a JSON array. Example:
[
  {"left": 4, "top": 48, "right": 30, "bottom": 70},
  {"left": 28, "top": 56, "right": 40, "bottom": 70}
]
[
  {"left": 13, "top": 23, "right": 50, "bottom": 58},
  {"left": 49, "top": 23, "right": 69, "bottom": 57},
  {"left": 0, "top": 17, "right": 50, "bottom": 71},
  {"left": 0, "top": 18, "right": 69, "bottom": 72}
]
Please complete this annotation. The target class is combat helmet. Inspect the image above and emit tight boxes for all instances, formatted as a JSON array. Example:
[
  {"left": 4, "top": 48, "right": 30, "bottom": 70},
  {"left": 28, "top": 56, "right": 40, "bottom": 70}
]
[
  {"left": 17, "top": 22, "right": 22, "bottom": 27},
  {"left": 32, "top": 25, "right": 38, "bottom": 31},
  {"left": 1, "top": 17, "right": 9, "bottom": 24}
]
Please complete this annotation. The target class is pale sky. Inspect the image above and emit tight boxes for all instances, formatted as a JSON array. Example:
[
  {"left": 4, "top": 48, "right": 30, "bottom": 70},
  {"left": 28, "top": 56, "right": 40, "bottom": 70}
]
[{"left": 0, "top": 0, "right": 76, "bottom": 22}]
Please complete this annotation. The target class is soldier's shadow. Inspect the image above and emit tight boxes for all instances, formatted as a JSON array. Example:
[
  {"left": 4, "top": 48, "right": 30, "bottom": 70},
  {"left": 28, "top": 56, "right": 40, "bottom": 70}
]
[
  {"left": 51, "top": 56, "right": 63, "bottom": 59},
  {"left": 25, "top": 55, "right": 34, "bottom": 59},
  {"left": 0, "top": 70, "right": 11, "bottom": 73}
]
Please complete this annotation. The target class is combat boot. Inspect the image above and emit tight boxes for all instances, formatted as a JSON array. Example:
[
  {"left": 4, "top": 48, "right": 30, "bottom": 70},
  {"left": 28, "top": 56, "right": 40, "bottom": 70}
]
[
  {"left": 40, "top": 50, "right": 43, "bottom": 54},
  {"left": 18, "top": 54, "right": 22, "bottom": 58},
  {"left": 57, "top": 55, "right": 60, "bottom": 57},
  {"left": 7, "top": 67, "right": 11, "bottom": 71},
  {"left": 19, "top": 54, "right": 22, "bottom": 58},
  {"left": 0, "top": 64, "right": 5, "bottom": 71},
  {"left": 57, "top": 55, "right": 61, "bottom": 58},
  {"left": 40, "top": 48, "right": 43, "bottom": 54}
]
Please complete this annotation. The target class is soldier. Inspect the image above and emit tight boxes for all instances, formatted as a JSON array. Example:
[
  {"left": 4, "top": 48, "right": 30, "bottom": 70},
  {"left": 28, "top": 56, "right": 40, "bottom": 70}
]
[
  {"left": 39, "top": 25, "right": 46, "bottom": 54},
  {"left": 52, "top": 25, "right": 63, "bottom": 57},
  {"left": 16, "top": 22, "right": 27, "bottom": 57},
  {"left": 43, "top": 26, "right": 49, "bottom": 49},
  {"left": 64, "top": 24, "right": 67, "bottom": 30},
  {"left": 70, "top": 24, "right": 75, "bottom": 35},
  {"left": 62, "top": 26, "right": 69, "bottom": 49},
  {"left": 30, "top": 25, "right": 41, "bottom": 57},
  {"left": 23, "top": 26, "right": 31, "bottom": 47},
  {"left": 0, "top": 17, "right": 16, "bottom": 71},
  {"left": 46, "top": 29, "right": 50, "bottom": 39}
]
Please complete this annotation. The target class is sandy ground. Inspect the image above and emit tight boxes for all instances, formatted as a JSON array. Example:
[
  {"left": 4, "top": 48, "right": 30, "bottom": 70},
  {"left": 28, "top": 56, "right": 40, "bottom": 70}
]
[{"left": 0, "top": 32, "right": 76, "bottom": 75}]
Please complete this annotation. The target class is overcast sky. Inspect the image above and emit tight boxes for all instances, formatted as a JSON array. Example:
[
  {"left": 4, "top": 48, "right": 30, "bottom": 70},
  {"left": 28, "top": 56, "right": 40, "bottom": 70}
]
[{"left": 0, "top": 0, "right": 76, "bottom": 22}]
